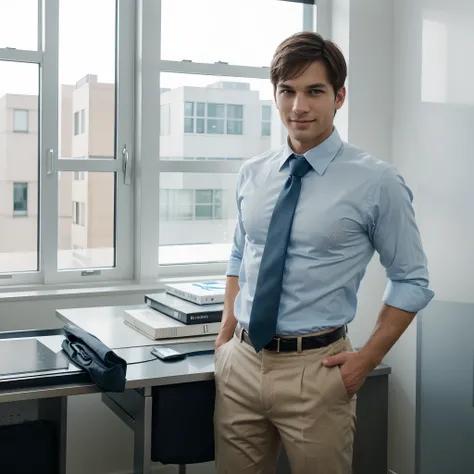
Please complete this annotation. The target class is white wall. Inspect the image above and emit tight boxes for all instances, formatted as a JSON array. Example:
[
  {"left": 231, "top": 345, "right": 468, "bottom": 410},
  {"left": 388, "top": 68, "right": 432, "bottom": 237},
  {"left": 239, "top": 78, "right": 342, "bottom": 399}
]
[{"left": 330, "top": 2, "right": 423, "bottom": 474}]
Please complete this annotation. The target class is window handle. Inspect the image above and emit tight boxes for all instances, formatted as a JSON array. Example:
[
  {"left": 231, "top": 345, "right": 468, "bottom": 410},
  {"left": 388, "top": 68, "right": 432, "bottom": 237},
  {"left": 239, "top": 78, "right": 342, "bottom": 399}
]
[
  {"left": 46, "top": 149, "right": 54, "bottom": 175},
  {"left": 122, "top": 145, "right": 132, "bottom": 185}
]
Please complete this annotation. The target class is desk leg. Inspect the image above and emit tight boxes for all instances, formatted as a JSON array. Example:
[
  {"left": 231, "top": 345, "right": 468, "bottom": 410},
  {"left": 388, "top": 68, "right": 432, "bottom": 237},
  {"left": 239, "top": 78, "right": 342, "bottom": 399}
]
[
  {"left": 38, "top": 396, "right": 67, "bottom": 474},
  {"left": 133, "top": 387, "right": 153, "bottom": 474}
]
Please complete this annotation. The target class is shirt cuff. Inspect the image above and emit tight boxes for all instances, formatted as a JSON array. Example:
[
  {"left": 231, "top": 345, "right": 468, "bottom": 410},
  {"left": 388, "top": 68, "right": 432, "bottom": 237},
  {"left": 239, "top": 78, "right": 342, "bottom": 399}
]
[
  {"left": 382, "top": 280, "right": 435, "bottom": 313},
  {"left": 226, "top": 258, "right": 241, "bottom": 277}
]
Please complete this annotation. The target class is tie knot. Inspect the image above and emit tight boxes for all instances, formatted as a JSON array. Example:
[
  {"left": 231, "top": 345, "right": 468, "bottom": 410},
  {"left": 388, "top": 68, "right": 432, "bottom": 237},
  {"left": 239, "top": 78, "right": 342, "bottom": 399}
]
[{"left": 289, "top": 155, "right": 312, "bottom": 178}]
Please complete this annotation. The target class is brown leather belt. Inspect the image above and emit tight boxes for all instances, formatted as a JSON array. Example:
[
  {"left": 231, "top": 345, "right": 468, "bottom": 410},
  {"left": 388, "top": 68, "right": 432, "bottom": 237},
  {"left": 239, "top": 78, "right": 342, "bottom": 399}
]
[{"left": 236, "top": 325, "right": 346, "bottom": 353}]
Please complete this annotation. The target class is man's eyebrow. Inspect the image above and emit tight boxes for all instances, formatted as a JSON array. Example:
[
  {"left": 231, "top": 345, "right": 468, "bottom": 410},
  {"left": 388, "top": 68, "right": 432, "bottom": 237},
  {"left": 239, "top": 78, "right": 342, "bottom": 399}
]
[{"left": 278, "top": 83, "right": 328, "bottom": 90}]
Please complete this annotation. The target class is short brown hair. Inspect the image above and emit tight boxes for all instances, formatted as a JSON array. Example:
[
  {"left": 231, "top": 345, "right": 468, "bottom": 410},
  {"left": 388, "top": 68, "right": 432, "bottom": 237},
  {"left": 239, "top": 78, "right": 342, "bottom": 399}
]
[{"left": 270, "top": 32, "right": 347, "bottom": 95}]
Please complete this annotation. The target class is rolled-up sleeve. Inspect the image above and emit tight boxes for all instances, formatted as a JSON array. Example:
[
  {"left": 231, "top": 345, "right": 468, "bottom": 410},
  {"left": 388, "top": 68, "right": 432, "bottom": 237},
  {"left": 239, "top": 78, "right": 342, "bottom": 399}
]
[
  {"left": 226, "top": 169, "right": 246, "bottom": 277},
  {"left": 368, "top": 166, "right": 434, "bottom": 313}
]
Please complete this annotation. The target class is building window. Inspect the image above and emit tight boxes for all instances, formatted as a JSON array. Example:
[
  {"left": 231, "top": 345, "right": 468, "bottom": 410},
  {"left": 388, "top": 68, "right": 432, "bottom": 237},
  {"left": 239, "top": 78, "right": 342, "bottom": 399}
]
[
  {"left": 207, "top": 103, "right": 225, "bottom": 134},
  {"left": 13, "top": 183, "right": 28, "bottom": 216},
  {"left": 160, "top": 189, "right": 223, "bottom": 221},
  {"left": 262, "top": 105, "right": 272, "bottom": 136},
  {"left": 227, "top": 105, "right": 243, "bottom": 135},
  {"left": 184, "top": 102, "right": 243, "bottom": 135},
  {"left": 72, "top": 201, "right": 85, "bottom": 226},
  {"left": 195, "top": 190, "right": 222, "bottom": 219},
  {"left": 74, "top": 110, "right": 86, "bottom": 135},
  {"left": 196, "top": 102, "right": 205, "bottom": 134},
  {"left": 184, "top": 101, "right": 194, "bottom": 133},
  {"left": 13, "top": 109, "right": 29, "bottom": 133},
  {"left": 74, "top": 111, "right": 80, "bottom": 136}
]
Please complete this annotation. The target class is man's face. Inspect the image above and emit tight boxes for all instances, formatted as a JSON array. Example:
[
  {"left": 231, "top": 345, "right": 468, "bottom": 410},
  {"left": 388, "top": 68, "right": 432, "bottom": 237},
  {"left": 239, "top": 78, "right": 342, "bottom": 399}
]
[{"left": 274, "top": 61, "right": 345, "bottom": 151}]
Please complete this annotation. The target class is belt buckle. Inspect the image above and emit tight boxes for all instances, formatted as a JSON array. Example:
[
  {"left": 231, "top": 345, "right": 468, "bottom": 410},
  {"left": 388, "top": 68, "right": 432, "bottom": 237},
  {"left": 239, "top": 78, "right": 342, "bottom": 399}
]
[{"left": 274, "top": 336, "right": 281, "bottom": 353}]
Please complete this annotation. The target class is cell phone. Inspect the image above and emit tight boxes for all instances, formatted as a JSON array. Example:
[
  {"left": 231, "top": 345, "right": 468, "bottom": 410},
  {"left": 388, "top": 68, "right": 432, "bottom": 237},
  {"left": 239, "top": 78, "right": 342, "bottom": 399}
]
[{"left": 151, "top": 346, "right": 187, "bottom": 362}]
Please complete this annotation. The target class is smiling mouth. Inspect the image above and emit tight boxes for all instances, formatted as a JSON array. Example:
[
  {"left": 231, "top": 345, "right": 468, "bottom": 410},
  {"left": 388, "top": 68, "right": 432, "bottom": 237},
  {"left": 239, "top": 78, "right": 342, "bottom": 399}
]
[{"left": 291, "top": 120, "right": 315, "bottom": 124}]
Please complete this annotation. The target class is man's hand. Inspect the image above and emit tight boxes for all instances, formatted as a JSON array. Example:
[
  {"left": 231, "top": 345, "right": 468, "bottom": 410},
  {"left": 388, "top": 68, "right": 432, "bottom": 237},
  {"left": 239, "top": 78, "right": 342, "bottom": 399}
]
[
  {"left": 215, "top": 332, "right": 233, "bottom": 352},
  {"left": 323, "top": 351, "right": 372, "bottom": 399}
]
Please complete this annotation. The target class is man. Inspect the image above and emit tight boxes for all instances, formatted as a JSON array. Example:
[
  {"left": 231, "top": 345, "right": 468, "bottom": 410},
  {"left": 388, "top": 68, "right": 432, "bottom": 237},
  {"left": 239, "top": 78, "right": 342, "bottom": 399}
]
[{"left": 213, "top": 32, "right": 434, "bottom": 474}]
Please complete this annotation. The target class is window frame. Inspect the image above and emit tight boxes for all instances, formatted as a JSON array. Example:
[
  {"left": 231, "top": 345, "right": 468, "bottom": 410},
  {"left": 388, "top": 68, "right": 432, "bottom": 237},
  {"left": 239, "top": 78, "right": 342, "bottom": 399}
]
[
  {"left": 0, "top": 0, "right": 135, "bottom": 287},
  {"left": 137, "top": 0, "right": 317, "bottom": 280}
]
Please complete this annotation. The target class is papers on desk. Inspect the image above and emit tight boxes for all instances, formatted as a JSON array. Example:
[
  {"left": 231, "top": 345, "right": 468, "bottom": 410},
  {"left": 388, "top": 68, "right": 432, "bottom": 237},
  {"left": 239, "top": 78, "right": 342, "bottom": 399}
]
[{"left": 124, "top": 307, "right": 221, "bottom": 340}]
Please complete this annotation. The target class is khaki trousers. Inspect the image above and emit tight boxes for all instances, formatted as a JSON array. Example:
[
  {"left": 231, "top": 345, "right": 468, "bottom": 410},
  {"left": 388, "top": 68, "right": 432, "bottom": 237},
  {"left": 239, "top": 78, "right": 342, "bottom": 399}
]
[{"left": 214, "top": 330, "right": 357, "bottom": 474}]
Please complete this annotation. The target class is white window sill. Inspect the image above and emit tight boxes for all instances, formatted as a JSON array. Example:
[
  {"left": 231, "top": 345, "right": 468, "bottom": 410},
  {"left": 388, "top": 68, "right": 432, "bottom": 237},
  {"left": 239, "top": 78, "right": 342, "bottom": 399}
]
[{"left": 0, "top": 275, "right": 226, "bottom": 303}]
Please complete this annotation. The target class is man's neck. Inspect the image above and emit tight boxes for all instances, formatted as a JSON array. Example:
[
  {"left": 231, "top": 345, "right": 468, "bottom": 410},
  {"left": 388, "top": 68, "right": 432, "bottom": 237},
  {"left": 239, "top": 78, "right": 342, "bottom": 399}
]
[{"left": 289, "top": 126, "right": 334, "bottom": 155}]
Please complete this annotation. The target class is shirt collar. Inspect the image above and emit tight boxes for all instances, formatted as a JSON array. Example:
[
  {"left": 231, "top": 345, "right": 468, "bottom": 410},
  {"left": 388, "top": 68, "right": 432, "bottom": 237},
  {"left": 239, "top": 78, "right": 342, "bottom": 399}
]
[{"left": 279, "top": 127, "right": 343, "bottom": 175}]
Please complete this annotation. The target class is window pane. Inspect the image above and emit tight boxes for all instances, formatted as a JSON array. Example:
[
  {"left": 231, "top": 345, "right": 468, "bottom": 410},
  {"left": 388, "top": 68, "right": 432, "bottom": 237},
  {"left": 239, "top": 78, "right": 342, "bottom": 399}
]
[
  {"left": 227, "top": 105, "right": 243, "bottom": 120},
  {"left": 262, "top": 105, "right": 272, "bottom": 121},
  {"left": 0, "top": 61, "right": 39, "bottom": 273},
  {"left": 196, "top": 190, "right": 213, "bottom": 204},
  {"left": 196, "top": 118, "right": 205, "bottom": 134},
  {"left": 227, "top": 120, "right": 243, "bottom": 135},
  {"left": 175, "top": 190, "right": 194, "bottom": 220},
  {"left": 262, "top": 121, "right": 271, "bottom": 137},
  {"left": 207, "top": 103, "right": 225, "bottom": 118},
  {"left": 159, "top": 173, "right": 237, "bottom": 265},
  {"left": 0, "top": 0, "right": 38, "bottom": 49},
  {"left": 195, "top": 204, "right": 213, "bottom": 220},
  {"left": 207, "top": 119, "right": 224, "bottom": 134},
  {"left": 184, "top": 101, "right": 194, "bottom": 116},
  {"left": 13, "top": 183, "right": 28, "bottom": 215},
  {"left": 196, "top": 102, "right": 206, "bottom": 117},
  {"left": 58, "top": 172, "right": 116, "bottom": 270},
  {"left": 161, "top": 0, "right": 304, "bottom": 67},
  {"left": 160, "top": 73, "right": 273, "bottom": 161},
  {"left": 59, "top": 0, "right": 116, "bottom": 159},
  {"left": 13, "top": 110, "right": 29, "bottom": 133},
  {"left": 184, "top": 118, "right": 194, "bottom": 133}
]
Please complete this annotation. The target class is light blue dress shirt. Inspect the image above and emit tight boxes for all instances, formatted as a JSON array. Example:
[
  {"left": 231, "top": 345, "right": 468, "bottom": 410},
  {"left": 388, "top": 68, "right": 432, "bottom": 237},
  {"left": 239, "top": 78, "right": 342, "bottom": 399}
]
[{"left": 226, "top": 128, "right": 434, "bottom": 335}]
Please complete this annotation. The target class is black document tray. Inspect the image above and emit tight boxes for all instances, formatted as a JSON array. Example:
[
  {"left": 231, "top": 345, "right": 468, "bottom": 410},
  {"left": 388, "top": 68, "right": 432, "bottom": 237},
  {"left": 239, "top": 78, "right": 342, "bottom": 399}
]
[{"left": 0, "top": 339, "right": 70, "bottom": 376}]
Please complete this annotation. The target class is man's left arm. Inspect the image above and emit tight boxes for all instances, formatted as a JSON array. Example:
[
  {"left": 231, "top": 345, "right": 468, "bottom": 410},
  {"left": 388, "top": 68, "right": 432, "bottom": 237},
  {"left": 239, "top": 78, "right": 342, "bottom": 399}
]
[{"left": 323, "top": 166, "right": 435, "bottom": 397}]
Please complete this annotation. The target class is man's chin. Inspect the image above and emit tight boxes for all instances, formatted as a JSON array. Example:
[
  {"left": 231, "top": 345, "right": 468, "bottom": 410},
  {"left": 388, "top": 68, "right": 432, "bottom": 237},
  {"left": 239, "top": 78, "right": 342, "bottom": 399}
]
[{"left": 290, "top": 131, "right": 318, "bottom": 143}]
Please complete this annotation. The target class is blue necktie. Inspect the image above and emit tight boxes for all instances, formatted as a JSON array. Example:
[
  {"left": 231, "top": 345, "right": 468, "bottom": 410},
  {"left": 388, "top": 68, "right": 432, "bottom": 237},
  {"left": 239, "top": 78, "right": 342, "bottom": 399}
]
[{"left": 248, "top": 154, "right": 312, "bottom": 352}]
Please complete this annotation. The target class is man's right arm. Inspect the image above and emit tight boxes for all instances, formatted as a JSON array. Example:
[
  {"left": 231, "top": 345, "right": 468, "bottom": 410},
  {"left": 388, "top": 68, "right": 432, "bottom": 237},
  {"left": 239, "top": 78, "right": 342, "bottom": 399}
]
[
  {"left": 216, "top": 170, "right": 246, "bottom": 349},
  {"left": 215, "top": 276, "right": 240, "bottom": 349}
]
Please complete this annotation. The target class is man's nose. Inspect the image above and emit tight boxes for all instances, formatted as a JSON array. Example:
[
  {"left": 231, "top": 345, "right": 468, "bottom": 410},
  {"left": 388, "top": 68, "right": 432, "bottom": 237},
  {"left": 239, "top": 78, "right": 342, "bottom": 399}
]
[{"left": 292, "top": 94, "right": 310, "bottom": 114}]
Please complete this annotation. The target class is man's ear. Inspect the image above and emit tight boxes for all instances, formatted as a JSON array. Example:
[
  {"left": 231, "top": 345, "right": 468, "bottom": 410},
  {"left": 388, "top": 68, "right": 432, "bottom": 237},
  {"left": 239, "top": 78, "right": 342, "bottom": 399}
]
[{"left": 335, "top": 86, "right": 346, "bottom": 110}]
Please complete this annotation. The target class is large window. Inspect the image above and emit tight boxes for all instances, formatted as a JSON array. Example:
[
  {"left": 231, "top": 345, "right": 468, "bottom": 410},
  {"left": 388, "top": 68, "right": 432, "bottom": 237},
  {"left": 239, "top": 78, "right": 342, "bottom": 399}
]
[{"left": 0, "top": 0, "right": 316, "bottom": 287}]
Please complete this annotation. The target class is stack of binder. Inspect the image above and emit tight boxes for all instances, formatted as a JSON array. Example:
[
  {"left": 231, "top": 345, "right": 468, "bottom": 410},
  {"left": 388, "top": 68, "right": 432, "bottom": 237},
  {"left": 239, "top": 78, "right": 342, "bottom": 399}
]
[{"left": 123, "top": 280, "right": 226, "bottom": 340}]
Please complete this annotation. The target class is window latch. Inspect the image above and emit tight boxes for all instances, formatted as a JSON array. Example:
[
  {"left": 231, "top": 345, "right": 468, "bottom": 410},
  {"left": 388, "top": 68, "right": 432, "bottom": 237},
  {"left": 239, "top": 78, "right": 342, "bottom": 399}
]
[{"left": 122, "top": 145, "right": 132, "bottom": 185}]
